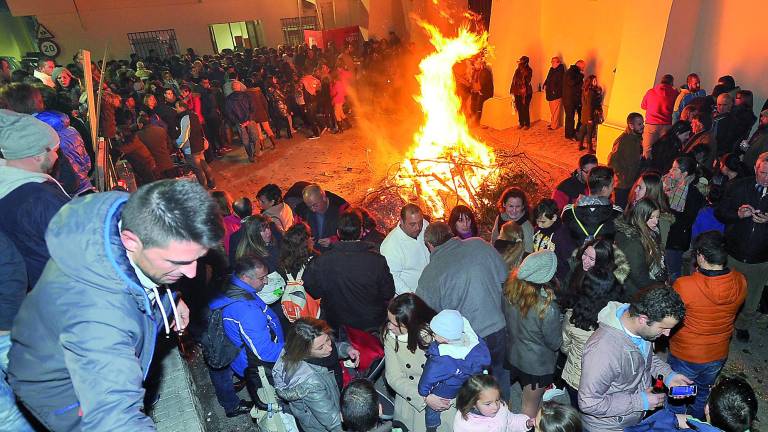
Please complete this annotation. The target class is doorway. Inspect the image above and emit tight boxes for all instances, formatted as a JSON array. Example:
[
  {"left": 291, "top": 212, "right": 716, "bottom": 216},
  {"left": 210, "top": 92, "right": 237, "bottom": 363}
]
[{"left": 209, "top": 21, "right": 265, "bottom": 53}]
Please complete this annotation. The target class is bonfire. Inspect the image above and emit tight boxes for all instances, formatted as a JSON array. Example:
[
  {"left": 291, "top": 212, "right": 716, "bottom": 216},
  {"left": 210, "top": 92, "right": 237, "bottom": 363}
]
[{"left": 395, "top": 22, "right": 496, "bottom": 218}]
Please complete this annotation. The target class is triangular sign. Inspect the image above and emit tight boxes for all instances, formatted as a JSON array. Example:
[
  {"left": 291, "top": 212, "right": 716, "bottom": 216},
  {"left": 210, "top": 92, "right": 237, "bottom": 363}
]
[{"left": 37, "top": 24, "right": 54, "bottom": 39}]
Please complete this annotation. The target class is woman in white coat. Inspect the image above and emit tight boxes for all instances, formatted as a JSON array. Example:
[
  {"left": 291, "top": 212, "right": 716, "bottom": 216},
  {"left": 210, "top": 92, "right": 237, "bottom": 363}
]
[{"left": 383, "top": 293, "right": 455, "bottom": 431}]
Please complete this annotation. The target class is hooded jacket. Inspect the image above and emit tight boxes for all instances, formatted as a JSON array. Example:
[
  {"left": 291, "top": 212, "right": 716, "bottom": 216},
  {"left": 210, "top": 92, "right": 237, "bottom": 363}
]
[
  {"left": 561, "top": 195, "right": 623, "bottom": 246},
  {"left": 0, "top": 161, "right": 70, "bottom": 287},
  {"left": 641, "top": 83, "right": 679, "bottom": 125},
  {"left": 614, "top": 218, "right": 666, "bottom": 297},
  {"left": 34, "top": 110, "right": 93, "bottom": 194},
  {"left": 418, "top": 318, "right": 491, "bottom": 399},
  {"left": 8, "top": 192, "right": 179, "bottom": 431},
  {"left": 579, "top": 302, "right": 674, "bottom": 432},
  {"left": 670, "top": 269, "right": 746, "bottom": 363},
  {"left": 210, "top": 276, "right": 285, "bottom": 377}
]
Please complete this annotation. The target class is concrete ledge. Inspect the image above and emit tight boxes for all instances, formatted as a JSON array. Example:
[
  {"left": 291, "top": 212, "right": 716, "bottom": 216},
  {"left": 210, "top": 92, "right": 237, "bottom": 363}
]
[{"left": 149, "top": 343, "right": 205, "bottom": 432}]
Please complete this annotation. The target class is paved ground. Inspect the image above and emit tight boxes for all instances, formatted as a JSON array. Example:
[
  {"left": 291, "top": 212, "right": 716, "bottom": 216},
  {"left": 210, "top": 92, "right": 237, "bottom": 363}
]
[{"left": 162, "top": 116, "right": 767, "bottom": 430}]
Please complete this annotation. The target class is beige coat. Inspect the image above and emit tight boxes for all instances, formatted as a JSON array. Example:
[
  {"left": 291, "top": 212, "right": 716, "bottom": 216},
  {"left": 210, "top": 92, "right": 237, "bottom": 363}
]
[
  {"left": 384, "top": 333, "right": 455, "bottom": 431},
  {"left": 560, "top": 309, "right": 594, "bottom": 390}
]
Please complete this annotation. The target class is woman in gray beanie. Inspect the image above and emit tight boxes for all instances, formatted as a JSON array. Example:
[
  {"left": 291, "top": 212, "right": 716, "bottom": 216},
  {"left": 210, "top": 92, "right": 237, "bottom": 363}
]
[{"left": 502, "top": 250, "right": 563, "bottom": 418}]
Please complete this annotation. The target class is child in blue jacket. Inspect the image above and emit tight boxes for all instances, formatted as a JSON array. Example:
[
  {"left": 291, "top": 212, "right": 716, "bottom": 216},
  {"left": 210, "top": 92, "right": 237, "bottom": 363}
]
[{"left": 418, "top": 309, "right": 491, "bottom": 432}]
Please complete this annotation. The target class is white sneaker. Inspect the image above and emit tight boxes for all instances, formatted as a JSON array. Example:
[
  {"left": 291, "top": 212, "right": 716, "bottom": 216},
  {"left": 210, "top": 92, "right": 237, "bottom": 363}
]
[{"left": 542, "top": 384, "right": 566, "bottom": 401}]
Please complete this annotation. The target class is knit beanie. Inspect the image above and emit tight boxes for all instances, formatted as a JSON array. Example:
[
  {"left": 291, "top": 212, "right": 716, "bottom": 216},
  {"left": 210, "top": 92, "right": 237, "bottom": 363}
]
[
  {"left": 517, "top": 250, "right": 557, "bottom": 284},
  {"left": 0, "top": 109, "right": 60, "bottom": 160},
  {"left": 430, "top": 310, "right": 464, "bottom": 341}
]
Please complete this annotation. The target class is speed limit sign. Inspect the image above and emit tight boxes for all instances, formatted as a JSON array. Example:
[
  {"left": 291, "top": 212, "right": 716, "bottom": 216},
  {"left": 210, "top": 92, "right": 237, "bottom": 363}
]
[{"left": 38, "top": 40, "right": 60, "bottom": 58}]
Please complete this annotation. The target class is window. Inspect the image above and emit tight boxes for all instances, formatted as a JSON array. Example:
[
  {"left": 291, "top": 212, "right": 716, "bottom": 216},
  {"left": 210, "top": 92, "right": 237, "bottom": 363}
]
[
  {"left": 281, "top": 16, "right": 318, "bottom": 46},
  {"left": 209, "top": 21, "right": 265, "bottom": 53},
  {"left": 127, "top": 30, "right": 180, "bottom": 59}
]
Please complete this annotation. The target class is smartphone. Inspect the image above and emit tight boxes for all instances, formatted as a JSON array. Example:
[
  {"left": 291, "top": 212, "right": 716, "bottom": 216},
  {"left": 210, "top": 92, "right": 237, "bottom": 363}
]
[{"left": 669, "top": 385, "right": 698, "bottom": 397}]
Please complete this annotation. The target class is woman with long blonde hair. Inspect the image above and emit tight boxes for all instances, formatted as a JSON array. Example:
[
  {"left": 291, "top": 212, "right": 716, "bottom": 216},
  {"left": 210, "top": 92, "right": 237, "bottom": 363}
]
[
  {"left": 502, "top": 250, "right": 562, "bottom": 418},
  {"left": 493, "top": 221, "right": 526, "bottom": 270}
]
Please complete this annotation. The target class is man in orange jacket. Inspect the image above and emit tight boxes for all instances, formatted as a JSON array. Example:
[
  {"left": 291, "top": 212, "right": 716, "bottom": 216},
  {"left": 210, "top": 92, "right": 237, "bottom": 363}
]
[{"left": 668, "top": 230, "right": 747, "bottom": 420}]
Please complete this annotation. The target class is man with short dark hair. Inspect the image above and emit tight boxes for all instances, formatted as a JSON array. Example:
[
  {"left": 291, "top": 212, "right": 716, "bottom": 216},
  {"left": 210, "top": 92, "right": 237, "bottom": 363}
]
[
  {"left": 669, "top": 231, "right": 746, "bottom": 420},
  {"left": 8, "top": 179, "right": 224, "bottom": 430},
  {"left": 341, "top": 379, "right": 391, "bottom": 432},
  {"left": 552, "top": 153, "right": 598, "bottom": 211},
  {"left": 641, "top": 74, "right": 679, "bottom": 158},
  {"left": 304, "top": 209, "right": 395, "bottom": 332},
  {"left": 561, "top": 165, "right": 623, "bottom": 245},
  {"left": 715, "top": 152, "right": 768, "bottom": 342},
  {"left": 33, "top": 58, "right": 55, "bottom": 88},
  {"left": 608, "top": 112, "right": 645, "bottom": 208},
  {"left": 209, "top": 255, "right": 284, "bottom": 417},
  {"left": 295, "top": 183, "right": 349, "bottom": 252},
  {"left": 579, "top": 287, "right": 693, "bottom": 431},
  {"left": 543, "top": 56, "right": 565, "bottom": 130},
  {"left": 416, "top": 221, "right": 510, "bottom": 399},
  {"left": 673, "top": 73, "right": 706, "bottom": 122},
  {"left": 380, "top": 203, "right": 430, "bottom": 294}
]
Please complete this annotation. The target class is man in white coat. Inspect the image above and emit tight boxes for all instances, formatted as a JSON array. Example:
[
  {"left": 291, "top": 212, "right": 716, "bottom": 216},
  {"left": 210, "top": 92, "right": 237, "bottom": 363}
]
[{"left": 380, "top": 203, "right": 430, "bottom": 295}]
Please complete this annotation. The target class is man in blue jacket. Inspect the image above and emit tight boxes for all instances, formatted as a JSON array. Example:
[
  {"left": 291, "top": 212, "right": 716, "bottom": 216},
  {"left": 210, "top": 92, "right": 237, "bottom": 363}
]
[
  {"left": 8, "top": 179, "right": 223, "bottom": 431},
  {"left": 209, "top": 255, "right": 284, "bottom": 414}
]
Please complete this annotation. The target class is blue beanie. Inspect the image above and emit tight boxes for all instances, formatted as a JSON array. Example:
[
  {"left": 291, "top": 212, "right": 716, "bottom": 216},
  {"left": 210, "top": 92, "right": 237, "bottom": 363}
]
[{"left": 430, "top": 310, "right": 464, "bottom": 341}]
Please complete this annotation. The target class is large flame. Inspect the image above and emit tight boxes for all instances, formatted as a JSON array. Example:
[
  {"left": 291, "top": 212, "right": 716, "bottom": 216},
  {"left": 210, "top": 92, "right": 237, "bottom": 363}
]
[{"left": 397, "top": 23, "right": 496, "bottom": 217}]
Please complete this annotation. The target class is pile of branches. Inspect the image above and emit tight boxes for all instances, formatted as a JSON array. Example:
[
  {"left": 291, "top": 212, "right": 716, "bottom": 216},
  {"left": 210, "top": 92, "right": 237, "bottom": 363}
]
[{"left": 359, "top": 148, "right": 553, "bottom": 235}]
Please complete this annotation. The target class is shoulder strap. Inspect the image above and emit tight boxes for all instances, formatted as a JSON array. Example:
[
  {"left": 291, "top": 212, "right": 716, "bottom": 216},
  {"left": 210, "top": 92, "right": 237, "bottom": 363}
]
[{"left": 570, "top": 206, "right": 604, "bottom": 238}]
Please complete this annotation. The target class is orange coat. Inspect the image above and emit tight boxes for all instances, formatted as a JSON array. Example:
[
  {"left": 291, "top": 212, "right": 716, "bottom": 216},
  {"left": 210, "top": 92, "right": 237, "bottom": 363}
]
[{"left": 670, "top": 269, "right": 746, "bottom": 363}]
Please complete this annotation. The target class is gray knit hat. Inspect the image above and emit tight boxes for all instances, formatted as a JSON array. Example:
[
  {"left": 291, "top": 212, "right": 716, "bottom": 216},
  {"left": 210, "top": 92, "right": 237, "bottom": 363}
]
[
  {"left": 0, "top": 109, "right": 60, "bottom": 160},
  {"left": 517, "top": 250, "right": 557, "bottom": 284}
]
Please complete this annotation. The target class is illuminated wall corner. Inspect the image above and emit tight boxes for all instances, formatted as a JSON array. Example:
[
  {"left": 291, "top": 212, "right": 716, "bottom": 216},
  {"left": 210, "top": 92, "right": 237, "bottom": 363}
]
[
  {"left": 482, "top": 0, "right": 542, "bottom": 130},
  {"left": 595, "top": 0, "right": 675, "bottom": 163}
]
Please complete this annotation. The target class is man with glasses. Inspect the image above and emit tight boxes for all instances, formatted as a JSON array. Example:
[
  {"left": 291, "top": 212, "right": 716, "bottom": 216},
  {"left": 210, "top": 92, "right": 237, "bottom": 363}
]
[
  {"left": 0, "top": 110, "right": 70, "bottom": 288},
  {"left": 209, "top": 255, "right": 285, "bottom": 417}
]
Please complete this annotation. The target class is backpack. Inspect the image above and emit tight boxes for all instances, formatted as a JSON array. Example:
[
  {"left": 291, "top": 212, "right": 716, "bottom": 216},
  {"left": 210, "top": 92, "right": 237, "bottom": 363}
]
[
  {"left": 200, "top": 293, "right": 250, "bottom": 369},
  {"left": 280, "top": 261, "right": 321, "bottom": 323}
]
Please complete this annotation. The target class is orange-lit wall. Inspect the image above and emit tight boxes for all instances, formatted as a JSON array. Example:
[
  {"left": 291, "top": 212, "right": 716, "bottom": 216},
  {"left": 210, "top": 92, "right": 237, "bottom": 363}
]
[{"left": 6, "top": 0, "right": 316, "bottom": 62}]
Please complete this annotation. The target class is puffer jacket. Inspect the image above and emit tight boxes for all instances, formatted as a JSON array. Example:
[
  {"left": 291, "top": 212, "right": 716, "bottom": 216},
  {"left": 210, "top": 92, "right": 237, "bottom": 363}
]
[
  {"left": 272, "top": 343, "right": 352, "bottom": 432},
  {"left": 34, "top": 110, "right": 93, "bottom": 194},
  {"left": 8, "top": 192, "right": 183, "bottom": 431},
  {"left": 418, "top": 318, "right": 491, "bottom": 399},
  {"left": 670, "top": 269, "right": 746, "bottom": 363},
  {"left": 561, "top": 195, "right": 623, "bottom": 245},
  {"left": 560, "top": 310, "right": 593, "bottom": 390},
  {"left": 579, "top": 302, "right": 674, "bottom": 432},
  {"left": 210, "top": 276, "right": 285, "bottom": 377},
  {"left": 614, "top": 218, "right": 666, "bottom": 297},
  {"left": 503, "top": 289, "right": 562, "bottom": 376}
]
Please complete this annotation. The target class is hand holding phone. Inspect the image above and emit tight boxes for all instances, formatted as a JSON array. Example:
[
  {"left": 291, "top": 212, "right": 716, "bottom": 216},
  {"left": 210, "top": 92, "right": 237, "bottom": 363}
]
[{"left": 669, "top": 385, "right": 698, "bottom": 398}]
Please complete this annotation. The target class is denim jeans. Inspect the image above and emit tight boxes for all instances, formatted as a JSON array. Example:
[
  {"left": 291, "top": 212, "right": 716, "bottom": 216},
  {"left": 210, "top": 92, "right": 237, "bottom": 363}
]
[
  {"left": 483, "top": 329, "right": 510, "bottom": 401},
  {"left": 665, "top": 353, "right": 725, "bottom": 420},
  {"left": 208, "top": 365, "right": 240, "bottom": 414},
  {"left": 665, "top": 249, "right": 685, "bottom": 283},
  {"left": 236, "top": 121, "right": 259, "bottom": 159},
  {"left": 0, "top": 333, "right": 35, "bottom": 431}
]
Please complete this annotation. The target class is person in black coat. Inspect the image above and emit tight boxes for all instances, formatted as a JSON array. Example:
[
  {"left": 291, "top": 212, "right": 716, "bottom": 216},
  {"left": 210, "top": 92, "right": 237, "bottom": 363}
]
[
  {"left": 643, "top": 120, "right": 692, "bottom": 174},
  {"left": 562, "top": 60, "right": 585, "bottom": 140},
  {"left": 294, "top": 184, "right": 350, "bottom": 252},
  {"left": 303, "top": 209, "right": 396, "bottom": 332},
  {"left": 663, "top": 156, "right": 705, "bottom": 282},
  {"left": 543, "top": 57, "right": 565, "bottom": 130},
  {"left": 509, "top": 56, "right": 532, "bottom": 129}
]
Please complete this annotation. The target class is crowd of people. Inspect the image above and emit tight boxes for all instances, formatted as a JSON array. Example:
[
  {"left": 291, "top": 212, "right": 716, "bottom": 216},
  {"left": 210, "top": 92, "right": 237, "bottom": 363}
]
[{"left": 0, "top": 37, "right": 765, "bottom": 432}]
